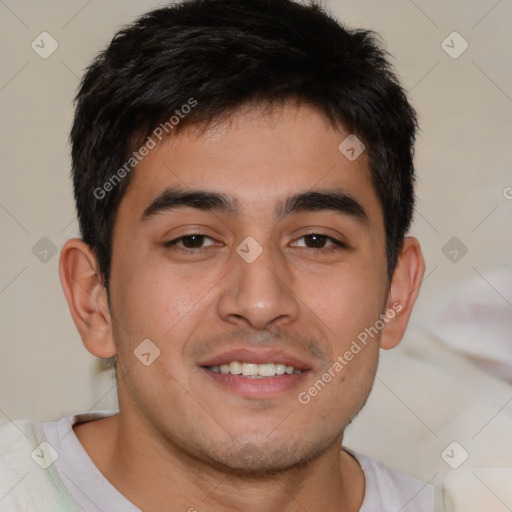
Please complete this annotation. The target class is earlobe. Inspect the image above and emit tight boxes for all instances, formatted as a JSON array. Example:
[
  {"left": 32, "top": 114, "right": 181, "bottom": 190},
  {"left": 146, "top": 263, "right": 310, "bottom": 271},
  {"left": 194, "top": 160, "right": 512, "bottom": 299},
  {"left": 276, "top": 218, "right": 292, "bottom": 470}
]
[
  {"left": 59, "top": 238, "right": 116, "bottom": 358},
  {"left": 380, "top": 236, "right": 425, "bottom": 350}
]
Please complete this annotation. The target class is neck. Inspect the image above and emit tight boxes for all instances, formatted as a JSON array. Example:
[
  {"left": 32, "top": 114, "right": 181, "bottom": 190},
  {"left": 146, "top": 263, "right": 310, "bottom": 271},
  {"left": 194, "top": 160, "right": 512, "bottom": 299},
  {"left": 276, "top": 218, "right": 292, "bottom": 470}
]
[{"left": 74, "top": 410, "right": 365, "bottom": 512}]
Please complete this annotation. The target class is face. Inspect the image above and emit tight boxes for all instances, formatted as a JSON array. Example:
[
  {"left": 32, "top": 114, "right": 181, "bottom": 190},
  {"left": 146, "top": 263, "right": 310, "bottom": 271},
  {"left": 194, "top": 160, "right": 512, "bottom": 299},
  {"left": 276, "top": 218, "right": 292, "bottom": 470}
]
[{"left": 108, "top": 101, "right": 389, "bottom": 473}]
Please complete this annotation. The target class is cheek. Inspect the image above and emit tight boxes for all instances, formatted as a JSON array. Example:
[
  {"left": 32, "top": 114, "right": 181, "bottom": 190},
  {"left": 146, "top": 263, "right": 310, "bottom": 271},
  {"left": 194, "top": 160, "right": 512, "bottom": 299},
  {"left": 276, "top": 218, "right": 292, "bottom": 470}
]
[
  {"left": 110, "top": 254, "right": 220, "bottom": 344},
  {"left": 298, "top": 263, "right": 387, "bottom": 347}
]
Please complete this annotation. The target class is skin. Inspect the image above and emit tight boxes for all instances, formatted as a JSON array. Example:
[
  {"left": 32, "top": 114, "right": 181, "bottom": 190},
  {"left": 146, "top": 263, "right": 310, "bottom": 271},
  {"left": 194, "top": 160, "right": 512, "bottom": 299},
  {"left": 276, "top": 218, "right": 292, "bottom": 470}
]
[{"left": 60, "top": 101, "right": 424, "bottom": 512}]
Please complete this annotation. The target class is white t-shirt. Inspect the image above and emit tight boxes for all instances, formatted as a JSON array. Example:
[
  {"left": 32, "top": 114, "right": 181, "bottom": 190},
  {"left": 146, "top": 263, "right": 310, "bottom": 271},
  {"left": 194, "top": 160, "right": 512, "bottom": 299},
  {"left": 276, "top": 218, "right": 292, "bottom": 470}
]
[{"left": 0, "top": 410, "right": 434, "bottom": 511}]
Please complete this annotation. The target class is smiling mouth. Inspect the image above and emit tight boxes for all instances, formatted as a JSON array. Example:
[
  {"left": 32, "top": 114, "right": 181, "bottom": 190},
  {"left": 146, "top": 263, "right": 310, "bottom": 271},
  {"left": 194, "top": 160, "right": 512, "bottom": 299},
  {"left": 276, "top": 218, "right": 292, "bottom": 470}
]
[
  {"left": 204, "top": 361, "right": 305, "bottom": 378},
  {"left": 199, "top": 361, "right": 311, "bottom": 398}
]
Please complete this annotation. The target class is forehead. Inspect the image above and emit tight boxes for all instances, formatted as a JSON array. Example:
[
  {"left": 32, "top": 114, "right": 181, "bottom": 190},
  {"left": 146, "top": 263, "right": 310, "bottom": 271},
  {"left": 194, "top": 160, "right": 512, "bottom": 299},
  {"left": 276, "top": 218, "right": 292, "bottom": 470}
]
[{"left": 117, "top": 102, "right": 382, "bottom": 226}]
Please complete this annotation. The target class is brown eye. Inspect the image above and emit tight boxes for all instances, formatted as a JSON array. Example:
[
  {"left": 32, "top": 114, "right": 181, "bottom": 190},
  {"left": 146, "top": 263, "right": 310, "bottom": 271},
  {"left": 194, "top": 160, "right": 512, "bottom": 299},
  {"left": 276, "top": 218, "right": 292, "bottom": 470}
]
[
  {"left": 291, "top": 233, "right": 346, "bottom": 252},
  {"left": 303, "top": 234, "right": 328, "bottom": 249},
  {"left": 164, "top": 234, "right": 217, "bottom": 251},
  {"left": 179, "top": 235, "right": 208, "bottom": 249}
]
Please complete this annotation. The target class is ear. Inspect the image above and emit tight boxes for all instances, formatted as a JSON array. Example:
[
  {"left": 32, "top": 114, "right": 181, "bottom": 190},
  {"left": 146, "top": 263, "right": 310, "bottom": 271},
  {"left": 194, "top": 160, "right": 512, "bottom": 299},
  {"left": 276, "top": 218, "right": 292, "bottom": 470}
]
[
  {"left": 380, "top": 236, "right": 425, "bottom": 350},
  {"left": 59, "top": 238, "right": 116, "bottom": 358}
]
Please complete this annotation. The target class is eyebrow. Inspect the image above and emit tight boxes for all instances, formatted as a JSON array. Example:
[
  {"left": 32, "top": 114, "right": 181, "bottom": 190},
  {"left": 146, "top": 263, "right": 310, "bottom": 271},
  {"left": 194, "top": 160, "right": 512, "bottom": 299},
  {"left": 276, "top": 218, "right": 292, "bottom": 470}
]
[{"left": 140, "top": 186, "right": 368, "bottom": 224}]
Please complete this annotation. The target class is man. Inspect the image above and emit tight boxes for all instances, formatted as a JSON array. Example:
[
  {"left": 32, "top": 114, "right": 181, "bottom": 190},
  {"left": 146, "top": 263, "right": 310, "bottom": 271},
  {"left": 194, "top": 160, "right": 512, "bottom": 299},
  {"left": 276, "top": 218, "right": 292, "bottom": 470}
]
[{"left": 0, "top": 0, "right": 433, "bottom": 510}]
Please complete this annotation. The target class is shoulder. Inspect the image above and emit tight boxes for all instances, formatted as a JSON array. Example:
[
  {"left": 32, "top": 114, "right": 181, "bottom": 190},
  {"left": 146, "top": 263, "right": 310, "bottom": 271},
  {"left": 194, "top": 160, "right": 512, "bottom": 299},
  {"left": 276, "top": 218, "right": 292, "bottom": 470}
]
[
  {"left": 0, "top": 418, "right": 83, "bottom": 511},
  {"left": 344, "top": 448, "right": 435, "bottom": 512}
]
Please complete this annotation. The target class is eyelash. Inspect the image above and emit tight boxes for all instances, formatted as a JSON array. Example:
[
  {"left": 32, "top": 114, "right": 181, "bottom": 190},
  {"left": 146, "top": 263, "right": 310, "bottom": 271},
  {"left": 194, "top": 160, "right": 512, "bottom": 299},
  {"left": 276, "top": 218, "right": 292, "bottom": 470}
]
[{"left": 163, "top": 233, "right": 347, "bottom": 255}]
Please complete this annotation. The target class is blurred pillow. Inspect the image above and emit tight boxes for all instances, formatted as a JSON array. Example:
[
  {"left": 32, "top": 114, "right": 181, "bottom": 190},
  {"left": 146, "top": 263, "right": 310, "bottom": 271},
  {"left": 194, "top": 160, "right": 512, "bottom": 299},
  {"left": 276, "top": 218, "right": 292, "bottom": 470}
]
[{"left": 426, "top": 266, "right": 512, "bottom": 383}]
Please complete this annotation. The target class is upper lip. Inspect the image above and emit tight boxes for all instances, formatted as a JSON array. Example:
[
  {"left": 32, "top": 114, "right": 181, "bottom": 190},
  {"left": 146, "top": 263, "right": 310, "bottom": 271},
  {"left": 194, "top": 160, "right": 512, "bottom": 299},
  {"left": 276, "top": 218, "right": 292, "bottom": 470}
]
[{"left": 198, "top": 349, "right": 313, "bottom": 371}]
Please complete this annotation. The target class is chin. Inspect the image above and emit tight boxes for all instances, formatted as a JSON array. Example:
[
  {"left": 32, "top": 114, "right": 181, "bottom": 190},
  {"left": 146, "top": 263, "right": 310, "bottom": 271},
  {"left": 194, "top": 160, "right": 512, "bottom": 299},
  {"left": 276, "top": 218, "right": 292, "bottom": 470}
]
[{"left": 201, "top": 434, "right": 335, "bottom": 476}]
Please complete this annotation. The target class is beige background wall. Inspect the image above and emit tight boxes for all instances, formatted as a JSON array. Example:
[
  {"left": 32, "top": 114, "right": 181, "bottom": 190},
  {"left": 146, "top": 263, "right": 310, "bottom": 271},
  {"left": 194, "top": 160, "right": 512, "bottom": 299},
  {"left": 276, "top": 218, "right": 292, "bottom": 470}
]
[{"left": 1, "top": 0, "right": 510, "bottom": 430}]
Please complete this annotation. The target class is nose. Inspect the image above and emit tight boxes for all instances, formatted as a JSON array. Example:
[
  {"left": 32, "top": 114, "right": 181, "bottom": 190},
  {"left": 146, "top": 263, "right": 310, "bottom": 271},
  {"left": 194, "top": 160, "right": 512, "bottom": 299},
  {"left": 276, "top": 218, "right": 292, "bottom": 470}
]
[{"left": 217, "top": 240, "right": 300, "bottom": 331}]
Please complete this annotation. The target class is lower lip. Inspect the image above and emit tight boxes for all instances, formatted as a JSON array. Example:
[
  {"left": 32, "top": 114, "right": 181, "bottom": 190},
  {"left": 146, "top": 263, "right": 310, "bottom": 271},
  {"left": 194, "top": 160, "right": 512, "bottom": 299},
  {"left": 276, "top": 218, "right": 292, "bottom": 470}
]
[{"left": 199, "top": 367, "right": 311, "bottom": 399}]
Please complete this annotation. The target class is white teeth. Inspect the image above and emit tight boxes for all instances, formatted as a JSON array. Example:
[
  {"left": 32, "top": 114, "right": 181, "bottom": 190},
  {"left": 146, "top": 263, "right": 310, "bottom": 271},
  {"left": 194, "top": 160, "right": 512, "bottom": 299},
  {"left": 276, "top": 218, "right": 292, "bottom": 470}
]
[
  {"left": 275, "top": 364, "right": 286, "bottom": 375},
  {"left": 242, "top": 363, "right": 259, "bottom": 376},
  {"left": 258, "top": 363, "right": 276, "bottom": 377},
  {"left": 206, "top": 362, "right": 303, "bottom": 377},
  {"left": 229, "top": 361, "right": 242, "bottom": 374}
]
